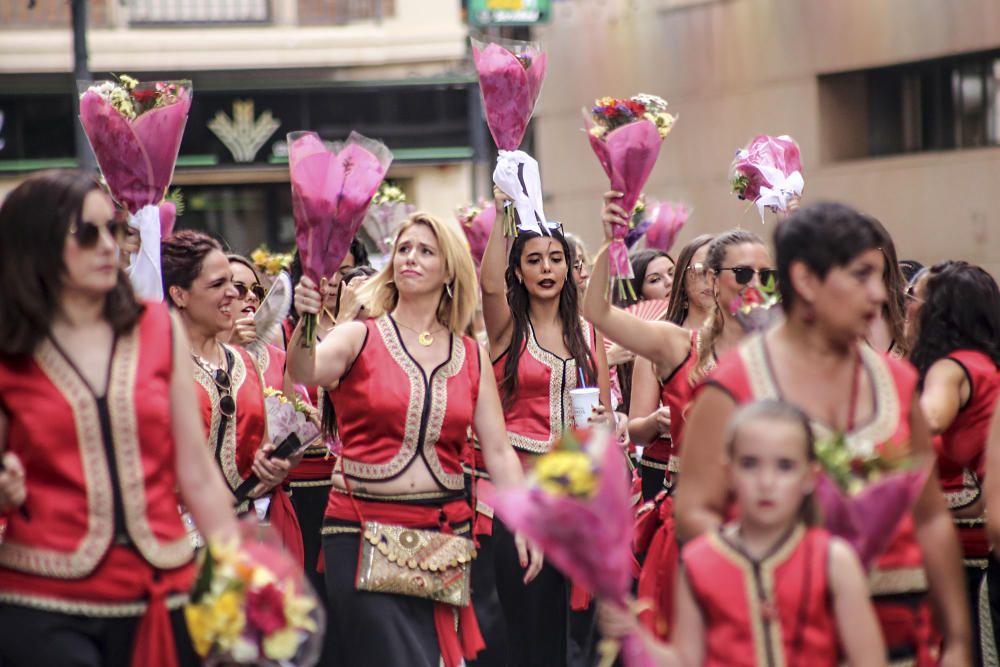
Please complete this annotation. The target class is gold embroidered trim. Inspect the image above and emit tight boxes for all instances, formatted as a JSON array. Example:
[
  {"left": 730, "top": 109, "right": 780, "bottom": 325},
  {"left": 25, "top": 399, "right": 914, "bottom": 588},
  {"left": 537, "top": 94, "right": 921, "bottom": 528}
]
[
  {"left": 0, "top": 341, "right": 115, "bottom": 578},
  {"left": 979, "top": 569, "right": 1000, "bottom": 667},
  {"left": 668, "top": 455, "right": 680, "bottom": 474},
  {"left": 954, "top": 516, "right": 987, "bottom": 528},
  {"left": 964, "top": 558, "right": 989, "bottom": 569},
  {"left": 741, "top": 336, "right": 899, "bottom": 458},
  {"left": 0, "top": 591, "right": 188, "bottom": 617},
  {"left": 869, "top": 566, "right": 928, "bottom": 596},
  {"left": 888, "top": 660, "right": 915, "bottom": 667},
  {"left": 192, "top": 343, "right": 247, "bottom": 493},
  {"left": 250, "top": 344, "right": 270, "bottom": 377},
  {"left": 109, "top": 327, "right": 192, "bottom": 570},
  {"left": 639, "top": 457, "right": 669, "bottom": 472},
  {"left": 945, "top": 469, "right": 981, "bottom": 510},
  {"left": 329, "top": 485, "right": 463, "bottom": 503},
  {"left": 322, "top": 526, "right": 361, "bottom": 535},
  {"left": 420, "top": 336, "right": 466, "bottom": 490},
  {"left": 289, "top": 479, "right": 334, "bottom": 489},
  {"left": 475, "top": 500, "right": 494, "bottom": 518}
]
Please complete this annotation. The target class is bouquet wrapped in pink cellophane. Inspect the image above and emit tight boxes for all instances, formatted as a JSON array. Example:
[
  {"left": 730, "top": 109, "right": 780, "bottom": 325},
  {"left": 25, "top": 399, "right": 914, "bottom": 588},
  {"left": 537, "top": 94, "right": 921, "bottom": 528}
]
[
  {"left": 361, "top": 182, "right": 414, "bottom": 256},
  {"left": 730, "top": 134, "right": 804, "bottom": 220},
  {"left": 628, "top": 199, "right": 688, "bottom": 254},
  {"left": 814, "top": 434, "right": 930, "bottom": 568},
  {"left": 79, "top": 75, "right": 192, "bottom": 301},
  {"left": 456, "top": 199, "right": 496, "bottom": 266},
  {"left": 486, "top": 430, "right": 658, "bottom": 667},
  {"left": 585, "top": 95, "right": 676, "bottom": 300},
  {"left": 288, "top": 130, "right": 392, "bottom": 346},
  {"left": 472, "top": 33, "right": 548, "bottom": 237}
]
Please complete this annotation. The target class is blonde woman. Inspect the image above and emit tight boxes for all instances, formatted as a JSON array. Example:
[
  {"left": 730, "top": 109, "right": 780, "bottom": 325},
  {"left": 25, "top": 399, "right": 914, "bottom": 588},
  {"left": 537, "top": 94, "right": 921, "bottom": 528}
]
[{"left": 287, "top": 213, "right": 540, "bottom": 667}]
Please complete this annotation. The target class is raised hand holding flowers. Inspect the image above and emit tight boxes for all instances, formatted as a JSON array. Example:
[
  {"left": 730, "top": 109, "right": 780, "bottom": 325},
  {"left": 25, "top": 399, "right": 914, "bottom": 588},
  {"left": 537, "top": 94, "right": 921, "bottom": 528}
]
[
  {"left": 456, "top": 199, "right": 496, "bottom": 266},
  {"left": 730, "top": 134, "right": 804, "bottom": 220}
]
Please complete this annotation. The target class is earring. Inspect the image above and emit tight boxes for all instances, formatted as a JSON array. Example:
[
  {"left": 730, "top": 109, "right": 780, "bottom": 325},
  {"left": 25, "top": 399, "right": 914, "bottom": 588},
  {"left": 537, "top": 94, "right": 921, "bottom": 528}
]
[{"left": 445, "top": 282, "right": 453, "bottom": 299}]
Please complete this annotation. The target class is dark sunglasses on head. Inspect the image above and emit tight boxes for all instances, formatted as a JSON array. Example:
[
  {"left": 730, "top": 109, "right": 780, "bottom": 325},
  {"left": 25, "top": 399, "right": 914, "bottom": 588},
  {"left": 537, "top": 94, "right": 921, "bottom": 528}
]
[
  {"left": 233, "top": 281, "right": 266, "bottom": 302},
  {"left": 211, "top": 367, "right": 236, "bottom": 419},
  {"left": 70, "top": 218, "right": 129, "bottom": 249},
  {"left": 719, "top": 266, "right": 777, "bottom": 286}
]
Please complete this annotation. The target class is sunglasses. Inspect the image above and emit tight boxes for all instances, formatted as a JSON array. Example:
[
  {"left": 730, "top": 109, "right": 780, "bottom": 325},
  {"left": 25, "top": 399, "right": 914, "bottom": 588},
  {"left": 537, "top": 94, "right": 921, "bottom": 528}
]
[
  {"left": 719, "top": 266, "right": 777, "bottom": 286},
  {"left": 233, "top": 281, "right": 266, "bottom": 302},
  {"left": 69, "top": 218, "right": 129, "bottom": 249},
  {"left": 210, "top": 367, "right": 237, "bottom": 419}
]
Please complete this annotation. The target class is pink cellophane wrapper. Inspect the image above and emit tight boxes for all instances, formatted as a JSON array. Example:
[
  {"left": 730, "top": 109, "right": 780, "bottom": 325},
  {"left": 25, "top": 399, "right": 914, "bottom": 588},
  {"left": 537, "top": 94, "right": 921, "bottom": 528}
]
[
  {"left": 362, "top": 200, "right": 416, "bottom": 255},
  {"left": 459, "top": 202, "right": 495, "bottom": 266},
  {"left": 288, "top": 131, "right": 392, "bottom": 283},
  {"left": 585, "top": 117, "right": 664, "bottom": 283},
  {"left": 644, "top": 201, "right": 688, "bottom": 254},
  {"left": 78, "top": 81, "right": 191, "bottom": 213},
  {"left": 814, "top": 468, "right": 929, "bottom": 569},
  {"left": 486, "top": 436, "right": 658, "bottom": 667},
  {"left": 159, "top": 200, "right": 177, "bottom": 237},
  {"left": 471, "top": 35, "right": 547, "bottom": 151},
  {"left": 731, "top": 134, "right": 802, "bottom": 203}
]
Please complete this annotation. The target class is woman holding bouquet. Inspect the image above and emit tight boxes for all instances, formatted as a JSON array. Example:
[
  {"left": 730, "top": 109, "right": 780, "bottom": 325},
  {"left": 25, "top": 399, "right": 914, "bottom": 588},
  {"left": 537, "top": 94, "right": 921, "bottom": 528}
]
[
  {"left": 909, "top": 261, "right": 1000, "bottom": 661},
  {"left": 480, "top": 187, "right": 612, "bottom": 667},
  {"left": 0, "top": 171, "right": 238, "bottom": 666},
  {"left": 226, "top": 254, "right": 289, "bottom": 393},
  {"left": 161, "top": 231, "right": 292, "bottom": 516},
  {"left": 676, "top": 203, "right": 971, "bottom": 666},
  {"left": 287, "top": 212, "right": 541, "bottom": 667}
]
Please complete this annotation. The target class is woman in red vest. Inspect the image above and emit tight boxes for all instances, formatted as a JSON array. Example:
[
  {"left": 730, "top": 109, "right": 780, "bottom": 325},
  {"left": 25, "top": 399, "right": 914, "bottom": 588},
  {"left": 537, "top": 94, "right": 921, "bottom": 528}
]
[
  {"left": 227, "top": 254, "right": 288, "bottom": 393},
  {"left": 676, "top": 202, "right": 972, "bottom": 666},
  {"left": 161, "top": 232, "right": 296, "bottom": 558},
  {"left": 288, "top": 212, "right": 539, "bottom": 667},
  {"left": 909, "top": 261, "right": 1000, "bottom": 662},
  {"left": 0, "top": 170, "right": 237, "bottom": 666}
]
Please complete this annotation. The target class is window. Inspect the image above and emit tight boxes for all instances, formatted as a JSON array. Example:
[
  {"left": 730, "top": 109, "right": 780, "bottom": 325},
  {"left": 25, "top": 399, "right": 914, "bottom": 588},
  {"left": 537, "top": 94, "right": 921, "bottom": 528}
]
[
  {"left": 297, "top": 0, "right": 394, "bottom": 25},
  {"left": 1, "top": 0, "right": 110, "bottom": 28},
  {"left": 819, "top": 50, "right": 1000, "bottom": 161},
  {"left": 128, "top": 0, "right": 270, "bottom": 25}
]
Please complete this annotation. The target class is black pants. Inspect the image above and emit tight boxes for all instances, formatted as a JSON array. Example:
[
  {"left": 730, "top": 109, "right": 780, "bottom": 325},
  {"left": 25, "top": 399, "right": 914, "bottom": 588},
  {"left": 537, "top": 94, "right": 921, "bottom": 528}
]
[
  {"left": 0, "top": 604, "right": 198, "bottom": 667},
  {"left": 468, "top": 532, "right": 509, "bottom": 667},
  {"left": 638, "top": 460, "right": 667, "bottom": 503},
  {"left": 493, "top": 519, "right": 570, "bottom": 667},
  {"left": 289, "top": 482, "right": 336, "bottom": 664}
]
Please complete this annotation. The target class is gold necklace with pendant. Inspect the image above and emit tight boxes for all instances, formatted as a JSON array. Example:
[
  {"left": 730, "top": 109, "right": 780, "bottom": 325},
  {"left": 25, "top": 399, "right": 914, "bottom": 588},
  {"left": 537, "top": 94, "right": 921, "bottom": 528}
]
[{"left": 393, "top": 317, "right": 444, "bottom": 347}]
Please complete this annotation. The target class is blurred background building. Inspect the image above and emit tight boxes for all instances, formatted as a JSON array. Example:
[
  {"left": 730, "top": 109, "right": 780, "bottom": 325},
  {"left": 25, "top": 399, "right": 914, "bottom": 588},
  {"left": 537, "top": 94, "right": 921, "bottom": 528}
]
[{"left": 1, "top": 0, "right": 999, "bottom": 273}]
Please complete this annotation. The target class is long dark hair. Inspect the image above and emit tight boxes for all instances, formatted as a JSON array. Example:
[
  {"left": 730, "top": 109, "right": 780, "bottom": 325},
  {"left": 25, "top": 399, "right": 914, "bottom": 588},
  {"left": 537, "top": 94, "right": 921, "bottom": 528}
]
[
  {"left": 665, "top": 234, "right": 714, "bottom": 326},
  {"left": 161, "top": 230, "right": 223, "bottom": 308},
  {"left": 866, "top": 215, "right": 908, "bottom": 356},
  {"left": 613, "top": 248, "right": 673, "bottom": 308},
  {"left": 500, "top": 229, "right": 596, "bottom": 410},
  {"left": 0, "top": 170, "right": 142, "bottom": 356},
  {"left": 910, "top": 261, "right": 1000, "bottom": 382}
]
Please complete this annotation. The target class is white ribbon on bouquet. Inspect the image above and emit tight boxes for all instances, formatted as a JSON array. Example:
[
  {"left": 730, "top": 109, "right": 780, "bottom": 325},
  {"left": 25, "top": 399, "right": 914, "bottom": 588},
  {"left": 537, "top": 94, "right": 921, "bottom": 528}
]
[
  {"left": 126, "top": 204, "right": 164, "bottom": 301},
  {"left": 493, "top": 149, "right": 549, "bottom": 236},
  {"left": 755, "top": 168, "right": 804, "bottom": 220}
]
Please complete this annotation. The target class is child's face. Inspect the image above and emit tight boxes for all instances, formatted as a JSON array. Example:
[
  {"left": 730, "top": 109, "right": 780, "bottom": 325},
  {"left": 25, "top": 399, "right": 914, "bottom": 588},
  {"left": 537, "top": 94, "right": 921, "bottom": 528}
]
[{"left": 728, "top": 419, "right": 815, "bottom": 529}]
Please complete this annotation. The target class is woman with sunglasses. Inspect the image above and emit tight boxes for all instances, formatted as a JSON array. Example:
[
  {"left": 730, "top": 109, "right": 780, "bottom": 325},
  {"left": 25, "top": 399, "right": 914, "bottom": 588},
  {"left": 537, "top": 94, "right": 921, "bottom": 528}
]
[
  {"left": 909, "top": 261, "right": 1000, "bottom": 662},
  {"left": 676, "top": 203, "right": 971, "bottom": 667},
  {"left": 287, "top": 212, "right": 539, "bottom": 667},
  {"left": 0, "top": 170, "right": 238, "bottom": 666},
  {"left": 479, "top": 188, "right": 612, "bottom": 667},
  {"left": 161, "top": 231, "right": 291, "bottom": 520},
  {"left": 226, "top": 254, "right": 288, "bottom": 392},
  {"left": 627, "top": 234, "right": 713, "bottom": 502}
]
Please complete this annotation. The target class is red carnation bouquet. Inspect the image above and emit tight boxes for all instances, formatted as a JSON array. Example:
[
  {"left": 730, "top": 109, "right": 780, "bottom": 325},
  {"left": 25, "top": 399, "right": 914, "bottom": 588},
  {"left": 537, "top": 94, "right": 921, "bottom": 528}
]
[
  {"left": 79, "top": 75, "right": 191, "bottom": 301},
  {"left": 486, "top": 430, "right": 658, "bottom": 667},
  {"left": 287, "top": 131, "right": 392, "bottom": 346},
  {"left": 456, "top": 199, "right": 496, "bottom": 267},
  {"left": 472, "top": 33, "right": 549, "bottom": 237},
  {"left": 730, "top": 134, "right": 804, "bottom": 220},
  {"left": 585, "top": 95, "right": 676, "bottom": 299}
]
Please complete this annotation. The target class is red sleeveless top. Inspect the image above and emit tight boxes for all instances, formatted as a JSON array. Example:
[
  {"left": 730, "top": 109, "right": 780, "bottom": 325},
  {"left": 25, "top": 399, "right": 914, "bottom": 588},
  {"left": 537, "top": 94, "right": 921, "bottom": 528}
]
[
  {"left": 936, "top": 349, "right": 1000, "bottom": 509},
  {"left": 249, "top": 343, "right": 286, "bottom": 392},
  {"left": 193, "top": 342, "right": 266, "bottom": 500},
  {"left": 493, "top": 320, "right": 597, "bottom": 455},
  {"left": 329, "top": 316, "right": 481, "bottom": 493},
  {"left": 706, "top": 335, "right": 925, "bottom": 595},
  {"left": 0, "top": 302, "right": 193, "bottom": 610},
  {"left": 684, "top": 526, "right": 838, "bottom": 667},
  {"left": 659, "top": 330, "right": 704, "bottom": 458}
]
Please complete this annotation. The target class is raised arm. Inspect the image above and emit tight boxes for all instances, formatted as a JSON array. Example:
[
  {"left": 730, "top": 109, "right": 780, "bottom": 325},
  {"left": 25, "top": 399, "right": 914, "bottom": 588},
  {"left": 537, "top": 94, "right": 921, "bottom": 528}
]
[
  {"left": 919, "top": 358, "right": 967, "bottom": 436},
  {"left": 628, "top": 357, "right": 670, "bottom": 446},
  {"left": 828, "top": 538, "right": 887, "bottom": 667},
  {"left": 480, "top": 187, "right": 514, "bottom": 353},
  {"left": 169, "top": 312, "right": 238, "bottom": 541},
  {"left": 583, "top": 192, "right": 690, "bottom": 373},
  {"left": 286, "top": 276, "right": 367, "bottom": 389}
]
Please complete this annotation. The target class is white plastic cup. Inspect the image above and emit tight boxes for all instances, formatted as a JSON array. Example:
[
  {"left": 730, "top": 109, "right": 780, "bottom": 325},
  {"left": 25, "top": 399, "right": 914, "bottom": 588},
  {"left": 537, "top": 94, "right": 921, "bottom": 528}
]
[{"left": 570, "top": 387, "right": 601, "bottom": 428}]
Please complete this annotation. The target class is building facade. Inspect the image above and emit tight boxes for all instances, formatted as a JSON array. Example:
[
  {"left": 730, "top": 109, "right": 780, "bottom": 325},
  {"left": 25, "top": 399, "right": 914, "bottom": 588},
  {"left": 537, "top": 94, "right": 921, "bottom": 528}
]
[{"left": 534, "top": 0, "right": 1000, "bottom": 275}]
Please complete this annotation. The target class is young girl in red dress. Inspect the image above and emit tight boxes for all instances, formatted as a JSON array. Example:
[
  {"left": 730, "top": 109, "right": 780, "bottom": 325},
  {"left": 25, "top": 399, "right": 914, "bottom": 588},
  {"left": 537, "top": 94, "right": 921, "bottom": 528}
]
[{"left": 599, "top": 400, "right": 886, "bottom": 667}]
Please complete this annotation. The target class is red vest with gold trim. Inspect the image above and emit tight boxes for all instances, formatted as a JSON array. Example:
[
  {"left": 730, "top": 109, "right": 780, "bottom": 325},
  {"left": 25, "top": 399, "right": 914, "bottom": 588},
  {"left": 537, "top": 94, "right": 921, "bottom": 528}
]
[
  {"left": 0, "top": 302, "right": 193, "bottom": 604},
  {"left": 659, "top": 330, "right": 703, "bottom": 459},
  {"left": 684, "top": 526, "right": 838, "bottom": 667},
  {"left": 493, "top": 319, "right": 597, "bottom": 455},
  {"left": 706, "top": 336, "right": 925, "bottom": 593},
  {"left": 193, "top": 342, "right": 266, "bottom": 495},
  {"left": 329, "top": 316, "right": 481, "bottom": 493},
  {"left": 249, "top": 343, "right": 286, "bottom": 393}
]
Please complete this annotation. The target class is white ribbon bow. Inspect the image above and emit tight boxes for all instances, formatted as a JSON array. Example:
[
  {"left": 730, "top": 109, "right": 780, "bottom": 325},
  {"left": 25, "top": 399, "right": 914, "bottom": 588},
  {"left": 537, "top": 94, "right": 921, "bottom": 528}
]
[
  {"left": 755, "top": 169, "right": 804, "bottom": 220},
  {"left": 126, "top": 204, "right": 165, "bottom": 302},
  {"left": 493, "top": 149, "right": 549, "bottom": 236}
]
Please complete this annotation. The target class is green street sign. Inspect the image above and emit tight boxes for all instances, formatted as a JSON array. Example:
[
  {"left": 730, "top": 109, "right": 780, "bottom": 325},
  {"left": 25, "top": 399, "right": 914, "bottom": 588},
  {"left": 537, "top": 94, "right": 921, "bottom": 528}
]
[{"left": 468, "top": 0, "right": 551, "bottom": 26}]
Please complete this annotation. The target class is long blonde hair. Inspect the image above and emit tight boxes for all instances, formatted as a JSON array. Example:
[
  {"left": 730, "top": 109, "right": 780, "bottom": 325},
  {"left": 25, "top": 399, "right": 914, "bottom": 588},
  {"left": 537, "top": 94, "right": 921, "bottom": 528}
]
[{"left": 358, "top": 212, "right": 478, "bottom": 335}]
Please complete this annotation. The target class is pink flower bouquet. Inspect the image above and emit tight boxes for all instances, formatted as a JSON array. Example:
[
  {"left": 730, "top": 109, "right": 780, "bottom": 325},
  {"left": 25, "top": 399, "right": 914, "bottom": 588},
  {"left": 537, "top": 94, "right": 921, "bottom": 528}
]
[
  {"left": 627, "top": 199, "right": 689, "bottom": 253},
  {"left": 585, "top": 95, "right": 676, "bottom": 299},
  {"left": 287, "top": 130, "right": 392, "bottom": 346},
  {"left": 730, "top": 134, "right": 804, "bottom": 219},
  {"left": 486, "top": 431, "right": 658, "bottom": 667},
  {"left": 456, "top": 199, "right": 496, "bottom": 266},
  {"left": 362, "top": 182, "right": 414, "bottom": 256},
  {"left": 814, "top": 435, "right": 930, "bottom": 568},
  {"left": 79, "top": 75, "right": 192, "bottom": 301},
  {"left": 472, "top": 34, "right": 548, "bottom": 237}
]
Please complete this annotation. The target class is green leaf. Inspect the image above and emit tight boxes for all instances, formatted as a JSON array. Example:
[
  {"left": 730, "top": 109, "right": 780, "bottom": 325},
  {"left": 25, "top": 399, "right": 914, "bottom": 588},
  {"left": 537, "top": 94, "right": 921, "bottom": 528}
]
[{"left": 189, "top": 543, "right": 215, "bottom": 603}]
